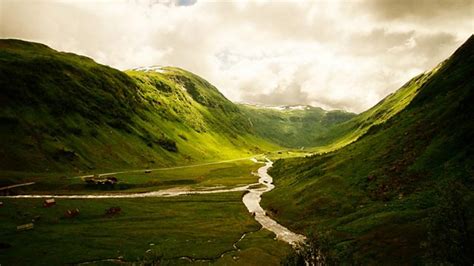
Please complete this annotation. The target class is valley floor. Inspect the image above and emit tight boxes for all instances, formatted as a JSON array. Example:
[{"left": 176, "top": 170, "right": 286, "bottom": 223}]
[{"left": 0, "top": 157, "right": 299, "bottom": 265}]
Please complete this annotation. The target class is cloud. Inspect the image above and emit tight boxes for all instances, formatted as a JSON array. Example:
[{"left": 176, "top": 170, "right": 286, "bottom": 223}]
[
  {"left": 364, "top": 0, "right": 473, "bottom": 21},
  {"left": 246, "top": 81, "right": 310, "bottom": 107},
  {"left": 1, "top": 0, "right": 472, "bottom": 113}
]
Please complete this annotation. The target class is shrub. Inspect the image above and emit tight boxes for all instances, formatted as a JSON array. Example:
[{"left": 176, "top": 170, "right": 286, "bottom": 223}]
[{"left": 157, "top": 138, "right": 178, "bottom": 152}]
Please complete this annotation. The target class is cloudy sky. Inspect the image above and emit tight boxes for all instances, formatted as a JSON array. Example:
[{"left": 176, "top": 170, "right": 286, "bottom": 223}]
[{"left": 1, "top": 0, "right": 473, "bottom": 112}]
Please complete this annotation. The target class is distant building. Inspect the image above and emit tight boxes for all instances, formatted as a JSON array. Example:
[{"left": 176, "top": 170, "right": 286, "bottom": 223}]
[
  {"left": 84, "top": 176, "right": 118, "bottom": 186},
  {"left": 106, "top": 176, "right": 118, "bottom": 183},
  {"left": 43, "top": 198, "right": 56, "bottom": 207}
]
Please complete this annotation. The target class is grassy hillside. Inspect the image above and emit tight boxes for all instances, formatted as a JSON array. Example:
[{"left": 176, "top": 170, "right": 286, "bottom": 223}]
[
  {"left": 0, "top": 39, "right": 354, "bottom": 179},
  {"left": 0, "top": 39, "right": 278, "bottom": 177},
  {"left": 306, "top": 64, "right": 444, "bottom": 154},
  {"left": 239, "top": 104, "right": 355, "bottom": 148},
  {"left": 262, "top": 35, "right": 474, "bottom": 264}
]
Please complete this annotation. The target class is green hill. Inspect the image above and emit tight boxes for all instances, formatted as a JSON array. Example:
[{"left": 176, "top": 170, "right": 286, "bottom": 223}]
[
  {"left": 306, "top": 64, "right": 444, "bottom": 154},
  {"left": 262, "top": 35, "right": 474, "bottom": 264},
  {"left": 239, "top": 104, "right": 355, "bottom": 148},
  {"left": 0, "top": 39, "right": 353, "bottom": 180},
  {"left": 0, "top": 39, "right": 271, "bottom": 176}
]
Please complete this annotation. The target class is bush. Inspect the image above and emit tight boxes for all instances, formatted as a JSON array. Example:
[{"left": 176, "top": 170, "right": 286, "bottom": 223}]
[
  {"left": 89, "top": 128, "right": 99, "bottom": 137},
  {"left": 157, "top": 138, "right": 178, "bottom": 152}
]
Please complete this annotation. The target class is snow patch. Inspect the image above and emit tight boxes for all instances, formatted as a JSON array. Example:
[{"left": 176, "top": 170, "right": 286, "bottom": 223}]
[
  {"left": 132, "top": 66, "right": 167, "bottom": 73},
  {"left": 288, "top": 105, "right": 307, "bottom": 110},
  {"left": 244, "top": 104, "right": 312, "bottom": 111}
]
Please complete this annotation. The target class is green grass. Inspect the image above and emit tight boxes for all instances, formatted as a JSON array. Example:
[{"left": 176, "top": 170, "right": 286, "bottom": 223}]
[
  {"left": 3, "top": 159, "right": 262, "bottom": 195},
  {"left": 305, "top": 63, "right": 444, "bottom": 155},
  {"left": 217, "top": 230, "right": 293, "bottom": 265},
  {"left": 0, "top": 38, "right": 351, "bottom": 178},
  {"left": 2, "top": 36, "right": 473, "bottom": 265},
  {"left": 0, "top": 150, "right": 291, "bottom": 265},
  {"left": 114, "top": 160, "right": 260, "bottom": 188},
  {"left": 239, "top": 104, "right": 355, "bottom": 148},
  {"left": 0, "top": 39, "right": 280, "bottom": 175},
  {"left": 0, "top": 193, "right": 291, "bottom": 265},
  {"left": 262, "top": 35, "right": 474, "bottom": 264}
]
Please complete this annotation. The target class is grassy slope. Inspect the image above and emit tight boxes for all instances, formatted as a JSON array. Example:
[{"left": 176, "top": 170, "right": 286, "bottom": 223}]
[
  {"left": 0, "top": 39, "right": 279, "bottom": 178},
  {"left": 263, "top": 36, "right": 474, "bottom": 264},
  {"left": 239, "top": 105, "right": 355, "bottom": 148},
  {"left": 306, "top": 65, "right": 443, "bottom": 154},
  {"left": 0, "top": 39, "right": 353, "bottom": 181}
]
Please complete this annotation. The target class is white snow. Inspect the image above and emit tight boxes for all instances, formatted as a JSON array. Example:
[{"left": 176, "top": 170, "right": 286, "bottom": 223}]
[
  {"left": 254, "top": 104, "right": 311, "bottom": 111},
  {"left": 132, "top": 66, "right": 167, "bottom": 73}
]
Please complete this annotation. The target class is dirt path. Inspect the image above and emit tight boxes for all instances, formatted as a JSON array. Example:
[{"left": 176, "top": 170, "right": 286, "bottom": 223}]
[
  {"left": 0, "top": 184, "right": 254, "bottom": 199},
  {"left": 0, "top": 182, "right": 35, "bottom": 191}
]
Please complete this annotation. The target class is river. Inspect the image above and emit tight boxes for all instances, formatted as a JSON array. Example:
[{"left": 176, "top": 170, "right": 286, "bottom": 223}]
[{"left": 242, "top": 160, "right": 306, "bottom": 248}]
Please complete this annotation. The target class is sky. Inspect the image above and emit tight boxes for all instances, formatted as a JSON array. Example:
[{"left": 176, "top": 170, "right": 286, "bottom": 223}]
[{"left": 1, "top": 0, "right": 473, "bottom": 113}]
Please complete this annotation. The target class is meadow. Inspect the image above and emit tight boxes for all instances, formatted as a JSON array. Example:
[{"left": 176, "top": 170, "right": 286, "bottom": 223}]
[
  {"left": 2, "top": 158, "right": 264, "bottom": 195},
  {"left": 0, "top": 193, "right": 291, "bottom": 265}
]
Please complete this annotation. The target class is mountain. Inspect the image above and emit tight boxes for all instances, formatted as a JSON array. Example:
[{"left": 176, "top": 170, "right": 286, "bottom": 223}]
[
  {"left": 262, "top": 35, "right": 474, "bottom": 264},
  {"left": 0, "top": 39, "right": 269, "bottom": 175},
  {"left": 0, "top": 39, "right": 353, "bottom": 178},
  {"left": 309, "top": 65, "right": 444, "bottom": 153},
  {"left": 239, "top": 104, "right": 355, "bottom": 148}
]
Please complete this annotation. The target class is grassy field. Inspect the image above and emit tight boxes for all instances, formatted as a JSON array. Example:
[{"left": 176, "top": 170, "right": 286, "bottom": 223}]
[
  {"left": 111, "top": 158, "right": 262, "bottom": 189},
  {"left": 0, "top": 193, "right": 291, "bottom": 265},
  {"left": 217, "top": 229, "right": 293, "bottom": 266},
  {"left": 3, "top": 158, "right": 264, "bottom": 195},
  {"left": 0, "top": 156, "right": 293, "bottom": 265}
]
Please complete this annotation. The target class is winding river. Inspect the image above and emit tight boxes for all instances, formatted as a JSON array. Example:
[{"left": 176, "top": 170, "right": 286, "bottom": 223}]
[
  {"left": 1, "top": 159, "right": 306, "bottom": 248},
  {"left": 242, "top": 160, "right": 306, "bottom": 248}
]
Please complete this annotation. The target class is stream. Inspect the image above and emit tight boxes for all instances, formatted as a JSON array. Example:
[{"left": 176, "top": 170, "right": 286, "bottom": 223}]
[{"left": 242, "top": 160, "right": 306, "bottom": 248}]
